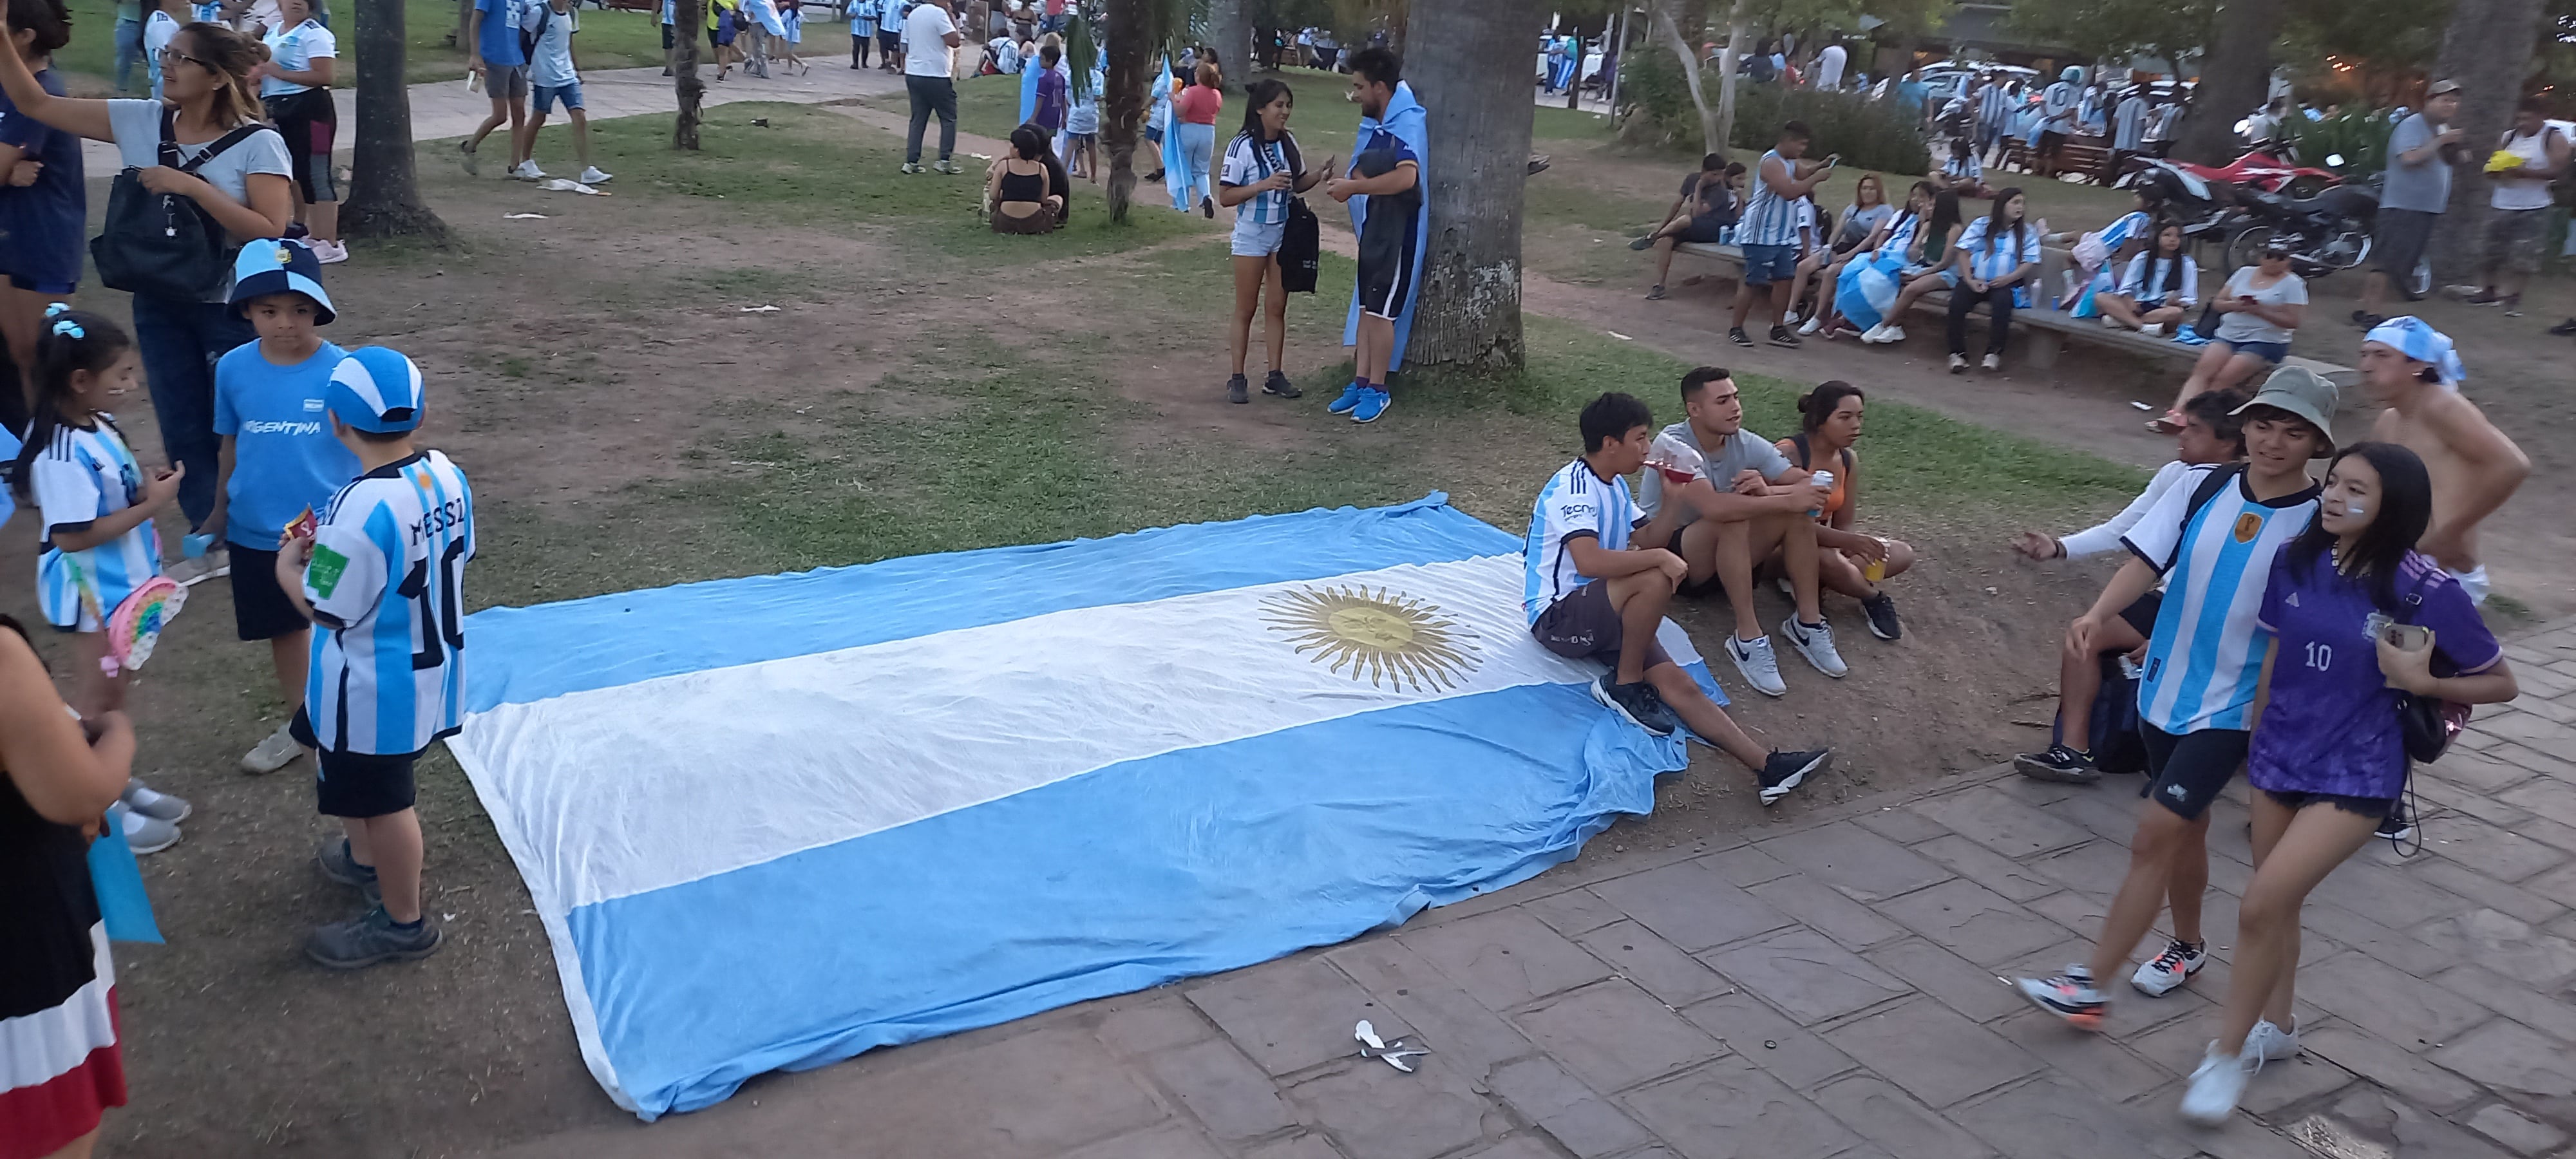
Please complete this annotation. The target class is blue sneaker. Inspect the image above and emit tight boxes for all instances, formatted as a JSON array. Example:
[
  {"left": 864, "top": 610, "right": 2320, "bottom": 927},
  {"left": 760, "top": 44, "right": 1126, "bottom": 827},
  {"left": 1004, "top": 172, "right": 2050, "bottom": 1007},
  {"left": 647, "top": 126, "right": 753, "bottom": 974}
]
[
  {"left": 1327, "top": 383, "right": 1365, "bottom": 415},
  {"left": 1351, "top": 388, "right": 1390, "bottom": 424}
]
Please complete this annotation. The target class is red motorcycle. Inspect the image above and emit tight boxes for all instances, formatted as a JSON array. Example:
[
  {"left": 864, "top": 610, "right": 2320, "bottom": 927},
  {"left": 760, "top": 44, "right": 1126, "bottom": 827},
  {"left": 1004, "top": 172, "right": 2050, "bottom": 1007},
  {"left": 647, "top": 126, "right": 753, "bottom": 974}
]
[{"left": 2117, "top": 146, "right": 2342, "bottom": 199}]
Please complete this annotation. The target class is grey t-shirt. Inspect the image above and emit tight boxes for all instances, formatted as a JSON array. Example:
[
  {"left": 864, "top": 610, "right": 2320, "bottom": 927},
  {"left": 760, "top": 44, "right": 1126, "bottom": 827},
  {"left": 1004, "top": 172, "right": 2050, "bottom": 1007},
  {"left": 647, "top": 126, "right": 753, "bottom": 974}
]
[
  {"left": 105, "top": 99, "right": 290, "bottom": 300},
  {"left": 1637, "top": 420, "right": 1793, "bottom": 522},
  {"left": 2380, "top": 113, "right": 2451, "bottom": 214},
  {"left": 2213, "top": 266, "right": 2307, "bottom": 345}
]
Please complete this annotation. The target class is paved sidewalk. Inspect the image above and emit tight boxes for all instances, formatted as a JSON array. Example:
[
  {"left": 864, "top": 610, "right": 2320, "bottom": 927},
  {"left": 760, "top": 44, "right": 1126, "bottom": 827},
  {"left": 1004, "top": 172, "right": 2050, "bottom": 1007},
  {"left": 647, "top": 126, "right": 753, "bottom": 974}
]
[
  {"left": 485, "top": 617, "right": 2576, "bottom": 1159},
  {"left": 77, "top": 63, "right": 900, "bottom": 174}
]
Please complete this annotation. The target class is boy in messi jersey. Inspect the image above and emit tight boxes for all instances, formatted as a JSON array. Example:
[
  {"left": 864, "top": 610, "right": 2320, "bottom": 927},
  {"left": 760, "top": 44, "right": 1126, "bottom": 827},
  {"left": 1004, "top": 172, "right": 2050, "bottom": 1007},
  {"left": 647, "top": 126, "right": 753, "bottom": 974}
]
[
  {"left": 276, "top": 347, "right": 476, "bottom": 970},
  {"left": 2014, "top": 366, "right": 2334, "bottom": 1030}
]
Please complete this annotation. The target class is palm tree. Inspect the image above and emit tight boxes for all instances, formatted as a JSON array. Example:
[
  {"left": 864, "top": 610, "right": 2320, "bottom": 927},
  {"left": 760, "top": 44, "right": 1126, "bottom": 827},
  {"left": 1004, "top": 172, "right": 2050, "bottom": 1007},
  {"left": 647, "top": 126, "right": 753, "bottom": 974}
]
[
  {"left": 1401, "top": 0, "right": 1541, "bottom": 377},
  {"left": 345, "top": 0, "right": 450, "bottom": 239},
  {"left": 1100, "top": 0, "right": 1204, "bottom": 221},
  {"left": 674, "top": 0, "right": 708, "bottom": 148}
]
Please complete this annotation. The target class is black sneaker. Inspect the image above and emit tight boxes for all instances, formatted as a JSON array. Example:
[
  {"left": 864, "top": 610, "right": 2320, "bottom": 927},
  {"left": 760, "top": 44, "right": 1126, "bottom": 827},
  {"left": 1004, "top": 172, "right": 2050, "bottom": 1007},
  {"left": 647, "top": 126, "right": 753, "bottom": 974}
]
[
  {"left": 314, "top": 836, "right": 381, "bottom": 907},
  {"left": 1591, "top": 674, "right": 1677, "bottom": 737},
  {"left": 1262, "top": 370, "right": 1301, "bottom": 399},
  {"left": 1629, "top": 235, "right": 1658, "bottom": 251},
  {"left": 2551, "top": 317, "right": 2576, "bottom": 336},
  {"left": 1860, "top": 592, "right": 1902, "bottom": 641},
  {"left": 1225, "top": 373, "right": 1249, "bottom": 404},
  {"left": 1759, "top": 749, "right": 1829, "bottom": 804},
  {"left": 2376, "top": 802, "right": 2415, "bottom": 843},
  {"left": 1768, "top": 325, "right": 1803, "bottom": 348},
  {"left": 2014, "top": 744, "right": 2101, "bottom": 784},
  {"left": 2351, "top": 309, "right": 2385, "bottom": 328},
  {"left": 305, "top": 906, "right": 442, "bottom": 970},
  {"left": 1729, "top": 327, "right": 1754, "bottom": 348}
]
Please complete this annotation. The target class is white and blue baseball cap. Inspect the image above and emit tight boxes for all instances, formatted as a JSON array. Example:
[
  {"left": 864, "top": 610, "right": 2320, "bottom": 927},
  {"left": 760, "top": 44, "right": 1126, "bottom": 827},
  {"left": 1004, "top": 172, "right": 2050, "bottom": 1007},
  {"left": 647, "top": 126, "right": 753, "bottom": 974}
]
[
  {"left": 327, "top": 346, "right": 425, "bottom": 433},
  {"left": 228, "top": 240, "right": 337, "bottom": 324}
]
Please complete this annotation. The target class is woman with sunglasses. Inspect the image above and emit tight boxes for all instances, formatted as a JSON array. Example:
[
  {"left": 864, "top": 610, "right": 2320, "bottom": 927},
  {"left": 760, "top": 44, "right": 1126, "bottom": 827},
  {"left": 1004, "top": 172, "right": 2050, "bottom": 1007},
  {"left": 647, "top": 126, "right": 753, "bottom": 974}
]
[
  {"left": 0, "top": 7, "right": 290, "bottom": 572},
  {"left": 2155, "top": 241, "right": 2305, "bottom": 433}
]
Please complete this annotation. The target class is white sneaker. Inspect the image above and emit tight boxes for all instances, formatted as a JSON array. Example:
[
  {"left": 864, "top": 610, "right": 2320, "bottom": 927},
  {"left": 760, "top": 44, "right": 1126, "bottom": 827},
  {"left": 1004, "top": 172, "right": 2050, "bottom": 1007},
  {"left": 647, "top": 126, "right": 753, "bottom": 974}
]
[
  {"left": 2179, "top": 1041, "right": 2258, "bottom": 1126},
  {"left": 1879, "top": 325, "right": 1905, "bottom": 343},
  {"left": 1859, "top": 323, "right": 1891, "bottom": 344},
  {"left": 2246, "top": 1017, "right": 2299, "bottom": 1062},
  {"left": 1982, "top": 352, "right": 2002, "bottom": 372},
  {"left": 2130, "top": 938, "right": 2207, "bottom": 996},
  {"left": 122, "top": 808, "right": 181, "bottom": 854},
  {"left": 579, "top": 166, "right": 614, "bottom": 184},
  {"left": 2139, "top": 322, "right": 2167, "bottom": 337},
  {"left": 1725, "top": 634, "right": 1788, "bottom": 697},
  {"left": 2101, "top": 316, "right": 2127, "bottom": 330},
  {"left": 240, "top": 722, "right": 306, "bottom": 775},
  {"left": 1947, "top": 352, "right": 1968, "bottom": 373},
  {"left": 510, "top": 160, "right": 547, "bottom": 180},
  {"left": 1797, "top": 314, "right": 1824, "bottom": 335},
  {"left": 122, "top": 779, "right": 191, "bottom": 823},
  {"left": 1779, "top": 616, "right": 1848, "bottom": 678},
  {"left": 311, "top": 239, "right": 348, "bottom": 264}
]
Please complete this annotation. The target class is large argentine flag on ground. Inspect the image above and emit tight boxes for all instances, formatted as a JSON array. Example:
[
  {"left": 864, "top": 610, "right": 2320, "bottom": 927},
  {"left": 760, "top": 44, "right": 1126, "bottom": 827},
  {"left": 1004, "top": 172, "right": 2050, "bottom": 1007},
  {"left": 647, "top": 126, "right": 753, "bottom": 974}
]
[{"left": 450, "top": 496, "right": 1709, "bottom": 1119}]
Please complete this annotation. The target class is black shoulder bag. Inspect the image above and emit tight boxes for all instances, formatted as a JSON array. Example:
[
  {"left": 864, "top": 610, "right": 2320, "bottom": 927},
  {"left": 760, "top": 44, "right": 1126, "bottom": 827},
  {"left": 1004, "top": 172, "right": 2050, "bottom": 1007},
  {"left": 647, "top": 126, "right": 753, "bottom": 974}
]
[
  {"left": 2392, "top": 575, "right": 2471, "bottom": 764},
  {"left": 91, "top": 109, "right": 267, "bottom": 302},
  {"left": 1274, "top": 133, "right": 1321, "bottom": 294}
]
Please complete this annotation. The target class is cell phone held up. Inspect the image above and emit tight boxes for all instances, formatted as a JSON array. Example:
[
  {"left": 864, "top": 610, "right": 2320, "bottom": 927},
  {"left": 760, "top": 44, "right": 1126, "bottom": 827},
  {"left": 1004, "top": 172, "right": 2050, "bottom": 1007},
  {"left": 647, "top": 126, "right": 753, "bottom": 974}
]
[{"left": 2382, "top": 623, "right": 2432, "bottom": 654}]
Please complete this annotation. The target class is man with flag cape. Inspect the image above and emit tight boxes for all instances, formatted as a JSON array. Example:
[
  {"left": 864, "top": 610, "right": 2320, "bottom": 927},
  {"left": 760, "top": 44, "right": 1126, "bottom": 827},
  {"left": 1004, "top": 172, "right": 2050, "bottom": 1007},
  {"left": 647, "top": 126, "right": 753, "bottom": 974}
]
[{"left": 1325, "top": 50, "right": 1428, "bottom": 425}]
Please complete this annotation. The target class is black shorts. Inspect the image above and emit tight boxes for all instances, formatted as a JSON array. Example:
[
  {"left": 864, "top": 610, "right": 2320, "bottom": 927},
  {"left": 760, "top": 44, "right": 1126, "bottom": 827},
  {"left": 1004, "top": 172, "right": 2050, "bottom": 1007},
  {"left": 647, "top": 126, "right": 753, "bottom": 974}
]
[
  {"left": 2138, "top": 724, "right": 2249, "bottom": 821},
  {"left": 227, "top": 543, "right": 310, "bottom": 641},
  {"left": 2036, "top": 129, "right": 2068, "bottom": 156},
  {"left": 2117, "top": 590, "right": 2162, "bottom": 638},
  {"left": 2260, "top": 789, "right": 2396, "bottom": 820},
  {"left": 2374, "top": 208, "right": 2436, "bottom": 279},
  {"left": 1531, "top": 580, "right": 1672, "bottom": 670},
  {"left": 292, "top": 708, "right": 419, "bottom": 818},
  {"left": 1676, "top": 216, "right": 1732, "bottom": 244},
  {"left": 878, "top": 30, "right": 900, "bottom": 51},
  {"left": 264, "top": 89, "right": 338, "bottom": 203},
  {"left": 1358, "top": 248, "right": 1418, "bottom": 322}
]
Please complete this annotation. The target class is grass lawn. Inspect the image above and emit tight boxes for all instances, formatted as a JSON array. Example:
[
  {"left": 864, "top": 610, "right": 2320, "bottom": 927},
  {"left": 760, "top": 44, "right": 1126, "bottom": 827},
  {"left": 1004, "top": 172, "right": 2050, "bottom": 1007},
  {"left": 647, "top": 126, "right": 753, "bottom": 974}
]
[{"left": 53, "top": 0, "right": 674, "bottom": 91}]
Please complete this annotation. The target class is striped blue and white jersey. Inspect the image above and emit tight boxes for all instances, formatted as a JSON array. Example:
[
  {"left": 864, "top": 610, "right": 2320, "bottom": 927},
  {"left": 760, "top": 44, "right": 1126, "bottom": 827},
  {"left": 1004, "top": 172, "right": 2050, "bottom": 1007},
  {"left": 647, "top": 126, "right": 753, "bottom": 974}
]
[
  {"left": 1736, "top": 149, "right": 1803, "bottom": 247},
  {"left": 2123, "top": 466, "right": 2319, "bottom": 734},
  {"left": 1524, "top": 458, "right": 1635, "bottom": 625},
  {"left": 32, "top": 418, "right": 162, "bottom": 632},
  {"left": 1955, "top": 216, "right": 2042, "bottom": 298},
  {"left": 302, "top": 450, "right": 477, "bottom": 755},
  {"left": 1220, "top": 131, "right": 1297, "bottom": 226}
]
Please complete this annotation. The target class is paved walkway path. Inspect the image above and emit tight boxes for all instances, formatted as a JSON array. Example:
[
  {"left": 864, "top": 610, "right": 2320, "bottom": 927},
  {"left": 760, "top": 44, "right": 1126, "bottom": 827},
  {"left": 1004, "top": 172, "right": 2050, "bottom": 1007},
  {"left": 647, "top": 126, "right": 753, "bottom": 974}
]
[
  {"left": 486, "top": 618, "right": 2576, "bottom": 1159},
  {"left": 77, "top": 62, "right": 901, "bottom": 174}
]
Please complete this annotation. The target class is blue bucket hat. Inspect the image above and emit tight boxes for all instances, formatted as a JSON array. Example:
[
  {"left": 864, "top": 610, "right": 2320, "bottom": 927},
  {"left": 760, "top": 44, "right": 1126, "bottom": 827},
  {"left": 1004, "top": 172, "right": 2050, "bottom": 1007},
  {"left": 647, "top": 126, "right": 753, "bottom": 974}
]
[
  {"left": 228, "top": 240, "right": 336, "bottom": 325},
  {"left": 327, "top": 346, "right": 424, "bottom": 433}
]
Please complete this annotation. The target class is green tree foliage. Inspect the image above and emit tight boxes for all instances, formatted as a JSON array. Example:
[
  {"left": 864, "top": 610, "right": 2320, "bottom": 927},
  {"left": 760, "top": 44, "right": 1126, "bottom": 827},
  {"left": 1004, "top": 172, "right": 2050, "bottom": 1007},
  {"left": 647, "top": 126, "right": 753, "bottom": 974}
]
[
  {"left": 1621, "top": 48, "right": 1931, "bottom": 170},
  {"left": 2004, "top": 0, "right": 2215, "bottom": 72}
]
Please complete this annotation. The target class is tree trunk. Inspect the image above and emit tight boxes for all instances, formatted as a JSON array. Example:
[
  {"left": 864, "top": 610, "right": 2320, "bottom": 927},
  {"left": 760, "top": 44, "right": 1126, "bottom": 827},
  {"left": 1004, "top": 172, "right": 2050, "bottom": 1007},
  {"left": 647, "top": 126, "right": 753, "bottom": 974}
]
[
  {"left": 1401, "top": 0, "right": 1539, "bottom": 381},
  {"left": 2173, "top": 0, "right": 2279, "bottom": 165},
  {"left": 345, "top": 0, "right": 449, "bottom": 239},
  {"left": 674, "top": 0, "right": 706, "bottom": 148},
  {"left": 2427, "top": 0, "right": 2544, "bottom": 283},
  {"left": 1717, "top": 0, "right": 1746, "bottom": 152},
  {"left": 1101, "top": 0, "right": 1153, "bottom": 222},
  {"left": 1649, "top": 2, "right": 1719, "bottom": 155},
  {"left": 1208, "top": 0, "right": 1251, "bottom": 82}
]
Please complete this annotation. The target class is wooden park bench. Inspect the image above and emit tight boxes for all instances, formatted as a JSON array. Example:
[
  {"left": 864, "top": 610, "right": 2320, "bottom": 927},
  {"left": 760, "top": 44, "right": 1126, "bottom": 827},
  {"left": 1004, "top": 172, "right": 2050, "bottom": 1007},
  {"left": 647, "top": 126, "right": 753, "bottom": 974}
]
[{"left": 1666, "top": 240, "right": 2358, "bottom": 386}]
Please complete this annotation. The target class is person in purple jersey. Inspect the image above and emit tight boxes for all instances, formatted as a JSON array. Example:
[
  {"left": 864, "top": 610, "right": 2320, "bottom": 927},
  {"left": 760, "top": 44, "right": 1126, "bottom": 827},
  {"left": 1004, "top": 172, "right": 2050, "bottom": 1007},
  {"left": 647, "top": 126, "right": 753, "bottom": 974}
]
[{"left": 2177, "top": 441, "right": 2519, "bottom": 1126}]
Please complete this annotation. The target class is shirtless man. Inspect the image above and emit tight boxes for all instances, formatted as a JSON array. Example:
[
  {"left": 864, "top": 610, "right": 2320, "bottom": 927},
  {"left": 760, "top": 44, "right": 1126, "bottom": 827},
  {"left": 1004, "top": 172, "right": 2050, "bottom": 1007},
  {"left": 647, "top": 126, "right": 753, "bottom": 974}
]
[{"left": 2359, "top": 317, "right": 2529, "bottom": 607}]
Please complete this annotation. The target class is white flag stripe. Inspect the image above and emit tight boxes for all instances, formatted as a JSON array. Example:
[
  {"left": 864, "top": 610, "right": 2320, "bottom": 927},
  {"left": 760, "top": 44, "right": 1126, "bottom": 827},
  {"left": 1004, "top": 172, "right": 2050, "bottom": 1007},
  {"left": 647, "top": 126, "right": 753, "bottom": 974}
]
[{"left": 450, "top": 555, "right": 1692, "bottom": 911}]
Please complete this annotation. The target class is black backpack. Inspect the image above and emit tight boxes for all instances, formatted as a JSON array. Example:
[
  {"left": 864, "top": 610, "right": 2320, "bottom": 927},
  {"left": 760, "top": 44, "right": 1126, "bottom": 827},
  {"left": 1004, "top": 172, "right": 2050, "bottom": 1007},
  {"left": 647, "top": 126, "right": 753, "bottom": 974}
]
[
  {"left": 2088, "top": 464, "right": 2246, "bottom": 773},
  {"left": 520, "top": 2, "right": 553, "bottom": 62},
  {"left": 91, "top": 109, "right": 266, "bottom": 302}
]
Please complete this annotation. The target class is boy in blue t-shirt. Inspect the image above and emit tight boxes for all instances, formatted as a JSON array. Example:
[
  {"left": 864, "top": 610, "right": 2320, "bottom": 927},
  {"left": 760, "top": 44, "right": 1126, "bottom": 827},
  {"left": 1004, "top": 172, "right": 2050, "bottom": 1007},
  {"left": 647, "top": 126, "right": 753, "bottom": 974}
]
[
  {"left": 212, "top": 243, "right": 357, "bottom": 777},
  {"left": 278, "top": 346, "right": 476, "bottom": 970}
]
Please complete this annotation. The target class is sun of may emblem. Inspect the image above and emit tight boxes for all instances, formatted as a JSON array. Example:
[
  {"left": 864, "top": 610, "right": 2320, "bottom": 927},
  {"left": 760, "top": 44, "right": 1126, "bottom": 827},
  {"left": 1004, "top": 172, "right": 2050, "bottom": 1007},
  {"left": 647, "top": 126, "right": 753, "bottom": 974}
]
[{"left": 1260, "top": 584, "right": 1482, "bottom": 693}]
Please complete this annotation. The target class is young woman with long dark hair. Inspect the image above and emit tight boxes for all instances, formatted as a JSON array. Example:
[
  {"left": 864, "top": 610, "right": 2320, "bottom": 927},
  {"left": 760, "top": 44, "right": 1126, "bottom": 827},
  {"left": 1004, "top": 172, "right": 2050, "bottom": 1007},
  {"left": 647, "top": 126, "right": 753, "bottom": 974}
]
[
  {"left": 1215, "top": 79, "right": 1329, "bottom": 404},
  {"left": 2096, "top": 219, "right": 2196, "bottom": 334},
  {"left": 1946, "top": 186, "right": 2039, "bottom": 373},
  {"left": 1860, "top": 189, "right": 1964, "bottom": 345},
  {"left": 984, "top": 122, "right": 1064, "bottom": 234},
  {"left": 1770, "top": 381, "right": 1913, "bottom": 639}
]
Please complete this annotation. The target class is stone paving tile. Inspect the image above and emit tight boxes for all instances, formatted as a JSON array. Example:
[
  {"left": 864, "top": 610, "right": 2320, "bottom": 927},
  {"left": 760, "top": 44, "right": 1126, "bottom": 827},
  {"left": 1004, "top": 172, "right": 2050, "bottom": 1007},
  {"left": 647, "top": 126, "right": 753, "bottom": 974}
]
[
  {"left": 2413, "top": 817, "right": 2573, "bottom": 883},
  {"left": 1400, "top": 909, "right": 1616, "bottom": 1012},
  {"left": 2463, "top": 1102, "right": 2570, "bottom": 1156},
  {"left": 1676, "top": 990, "right": 1860, "bottom": 1089},
  {"left": 1849, "top": 802, "right": 1956, "bottom": 844},
  {"left": 2297, "top": 952, "right": 2497, "bottom": 1050},
  {"left": 1702, "top": 927, "right": 1913, "bottom": 1026},
  {"left": 1864, "top": 938, "right": 2028, "bottom": 1024},
  {"left": 1508, "top": 979, "right": 1725, "bottom": 1093},
  {"left": 2032, "top": 784, "right": 2146, "bottom": 845},
  {"left": 1056, "top": 1122, "right": 1231, "bottom": 1159},
  {"left": 1909, "top": 786, "right": 2098, "bottom": 859},
  {"left": 1872, "top": 878, "right": 2076, "bottom": 967},
  {"left": 1589, "top": 859, "right": 1797, "bottom": 953},
  {"left": 1094, "top": 995, "right": 1222, "bottom": 1059},
  {"left": 2499, "top": 778, "right": 2576, "bottom": 831},
  {"left": 816, "top": 1024, "right": 1172, "bottom": 1159},
  {"left": 1744, "top": 874, "right": 1909, "bottom": 950},
  {"left": 1697, "top": 843, "right": 1797, "bottom": 887},
  {"left": 1909, "top": 834, "right": 2062, "bottom": 902},
  {"left": 1452, "top": 1138, "right": 1560, "bottom": 1159},
  {"left": 2020, "top": 887, "right": 2112, "bottom": 943},
  {"left": 2300, "top": 1024, "right": 2485, "bottom": 1112},
  {"left": 1752, "top": 820, "right": 1952, "bottom": 902},
  {"left": 1989, "top": 1009, "right": 2175, "bottom": 1102},
  {"left": 2431, "top": 963, "right": 2576, "bottom": 1044},
  {"left": 1485, "top": 1057, "right": 1653, "bottom": 1158},
  {"left": 1140, "top": 1039, "right": 1300, "bottom": 1142},
  {"left": 1618, "top": 1056, "right": 1861, "bottom": 1159},
  {"left": 2325, "top": 1086, "right": 2517, "bottom": 1159},
  {"left": 2429, "top": 1019, "right": 2576, "bottom": 1119},
  {"left": 2410, "top": 909, "right": 2576, "bottom": 989},
  {"left": 2026, "top": 838, "right": 2136, "bottom": 899},
  {"left": 1189, "top": 956, "right": 1415, "bottom": 1077},
  {"left": 2400, "top": 855, "right": 2571, "bottom": 926},
  {"left": 1282, "top": 1057, "right": 1500, "bottom": 1159},
  {"left": 1520, "top": 887, "right": 1627, "bottom": 938},
  {"left": 1575, "top": 919, "right": 1732, "bottom": 1006},
  {"left": 1240, "top": 1134, "right": 1347, "bottom": 1159},
  {"left": 2297, "top": 899, "right": 2469, "bottom": 977},
  {"left": 2508, "top": 813, "right": 2576, "bottom": 857},
  {"left": 1819, "top": 999, "right": 2043, "bottom": 1108},
  {"left": 1947, "top": 1075, "right": 2199, "bottom": 1159},
  {"left": 2489, "top": 741, "right": 2576, "bottom": 782},
  {"left": 1323, "top": 939, "right": 1535, "bottom": 1079},
  {"left": 2432, "top": 748, "right": 2553, "bottom": 793},
  {"left": 1806, "top": 1074, "right": 1999, "bottom": 1159}
]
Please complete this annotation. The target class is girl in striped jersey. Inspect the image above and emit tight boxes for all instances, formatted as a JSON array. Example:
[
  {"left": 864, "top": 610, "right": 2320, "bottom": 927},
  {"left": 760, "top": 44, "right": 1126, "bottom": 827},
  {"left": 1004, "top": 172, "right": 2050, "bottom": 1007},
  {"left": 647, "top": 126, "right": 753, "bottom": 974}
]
[{"left": 8, "top": 310, "right": 178, "bottom": 718}]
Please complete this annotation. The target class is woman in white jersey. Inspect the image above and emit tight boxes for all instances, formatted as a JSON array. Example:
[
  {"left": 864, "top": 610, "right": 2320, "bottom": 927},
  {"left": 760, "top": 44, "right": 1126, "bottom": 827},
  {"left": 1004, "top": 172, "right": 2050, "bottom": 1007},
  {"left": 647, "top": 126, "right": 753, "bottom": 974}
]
[
  {"left": 2013, "top": 366, "right": 2334, "bottom": 1032},
  {"left": 1215, "top": 79, "right": 1327, "bottom": 406}
]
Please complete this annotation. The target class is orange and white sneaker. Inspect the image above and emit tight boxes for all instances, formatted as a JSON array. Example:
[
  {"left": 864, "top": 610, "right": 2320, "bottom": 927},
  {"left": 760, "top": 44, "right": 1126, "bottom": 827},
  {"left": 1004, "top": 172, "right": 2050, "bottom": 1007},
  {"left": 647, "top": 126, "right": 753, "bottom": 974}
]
[
  {"left": 2014, "top": 966, "right": 2107, "bottom": 1030},
  {"left": 2131, "top": 938, "right": 2208, "bottom": 996}
]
